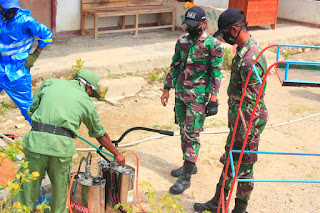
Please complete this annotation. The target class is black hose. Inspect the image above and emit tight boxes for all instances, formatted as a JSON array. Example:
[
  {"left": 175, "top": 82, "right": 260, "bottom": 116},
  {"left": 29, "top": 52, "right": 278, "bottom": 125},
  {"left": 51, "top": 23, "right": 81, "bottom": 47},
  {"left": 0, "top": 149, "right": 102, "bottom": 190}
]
[
  {"left": 112, "top": 127, "right": 174, "bottom": 144},
  {"left": 97, "top": 127, "right": 174, "bottom": 159}
]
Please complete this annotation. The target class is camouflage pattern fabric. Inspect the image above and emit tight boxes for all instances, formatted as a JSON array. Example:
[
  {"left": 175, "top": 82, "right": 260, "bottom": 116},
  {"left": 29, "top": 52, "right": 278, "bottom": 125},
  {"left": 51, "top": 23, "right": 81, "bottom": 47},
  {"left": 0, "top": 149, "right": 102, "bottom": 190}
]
[
  {"left": 164, "top": 30, "right": 224, "bottom": 103},
  {"left": 164, "top": 30, "right": 223, "bottom": 163},
  {"left": 175, "top": 96, "right": 206, "bottom": 163},
  {"left": 218, "top": 164, "right": 254, "bottom": 201},
  {"left": 219, "top": 37, "right": 268, "bottom": 201}
]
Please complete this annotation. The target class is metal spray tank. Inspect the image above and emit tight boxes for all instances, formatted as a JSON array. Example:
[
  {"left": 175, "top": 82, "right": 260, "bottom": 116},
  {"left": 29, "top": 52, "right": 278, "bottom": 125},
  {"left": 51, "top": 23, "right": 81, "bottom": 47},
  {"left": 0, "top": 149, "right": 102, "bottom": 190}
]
[
  {"left": 71, "top": 127, "right": 174, "bottom": 213},
  {"left": 70, "top": 152, "right": 106, "bottom": 213}
]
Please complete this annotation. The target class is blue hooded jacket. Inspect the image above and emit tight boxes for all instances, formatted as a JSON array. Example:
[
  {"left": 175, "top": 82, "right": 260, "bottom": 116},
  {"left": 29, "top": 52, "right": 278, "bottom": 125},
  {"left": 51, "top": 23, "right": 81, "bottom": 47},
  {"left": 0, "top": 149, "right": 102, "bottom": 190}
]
[{"left": 0, "top": 8, "right": 52, "bottom": 82}]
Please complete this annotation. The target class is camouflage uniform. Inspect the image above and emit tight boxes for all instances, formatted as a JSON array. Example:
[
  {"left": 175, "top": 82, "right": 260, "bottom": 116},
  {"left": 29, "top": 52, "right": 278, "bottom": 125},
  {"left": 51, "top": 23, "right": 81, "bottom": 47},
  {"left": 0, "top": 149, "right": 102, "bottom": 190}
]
[
  {"left": 164, "top": 30, "right": 224, "bottom": 163},
  {"left": 219, "top": 37, "right": 268, "bottom": 201}
]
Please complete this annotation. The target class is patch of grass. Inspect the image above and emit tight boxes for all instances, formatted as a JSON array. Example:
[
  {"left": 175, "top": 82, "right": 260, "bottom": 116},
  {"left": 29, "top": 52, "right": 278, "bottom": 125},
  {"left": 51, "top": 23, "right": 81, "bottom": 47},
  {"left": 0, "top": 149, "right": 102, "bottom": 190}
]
[
  {"left": 284, "top": 51, "right": 291, "bottom": 60},
  {"left": 0, "top": 101, "right": 17, "bottom": 115},
  {"left": 202, "top": 159, "right": 213, "bottom": 165},
  {"left": 288, "top": 105, "right": 318, "bottom": 114},
  {"left": 204, "top": 120, "right": 227, "bottom": 129},
  {"left": 107, "top": 73, "right": 122, "bottom": 79},
  {"left": 306, "top": 173, "right": 314, "bottom": 179},
  {"left": 141, "top": 67, "right": 169, "bottom": 84},
  {"left": 148, "top": 73, "right": 158, "bottom": 82},
  {"left": 288, "top": 162, "right": 298, "bottom": 169},
  {"left": 98, "top": 88, "right": 106, "bottom": 101},
  {"left": 152, "top": 124, "right": 175, "bottom": 130}
]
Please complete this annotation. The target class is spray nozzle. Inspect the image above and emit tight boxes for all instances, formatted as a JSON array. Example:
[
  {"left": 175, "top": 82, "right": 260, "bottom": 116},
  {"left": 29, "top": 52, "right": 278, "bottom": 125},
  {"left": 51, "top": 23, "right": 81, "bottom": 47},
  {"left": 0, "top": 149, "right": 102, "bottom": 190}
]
[{"left": 84, "top": 152, "right": 92, "bottom": 179}]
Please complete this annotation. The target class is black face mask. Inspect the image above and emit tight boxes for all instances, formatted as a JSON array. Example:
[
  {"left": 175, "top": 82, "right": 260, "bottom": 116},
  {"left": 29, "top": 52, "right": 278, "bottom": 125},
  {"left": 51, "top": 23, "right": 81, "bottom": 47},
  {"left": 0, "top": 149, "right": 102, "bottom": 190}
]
[
  {"left": 1, "top": 8, "right": 18, "bottom": 20},
  {"left": 187, "top": 26, "right": 203, "bottom": 39},
  {"left": 222, "top": 24, "right": 247, "bottom": 45}
]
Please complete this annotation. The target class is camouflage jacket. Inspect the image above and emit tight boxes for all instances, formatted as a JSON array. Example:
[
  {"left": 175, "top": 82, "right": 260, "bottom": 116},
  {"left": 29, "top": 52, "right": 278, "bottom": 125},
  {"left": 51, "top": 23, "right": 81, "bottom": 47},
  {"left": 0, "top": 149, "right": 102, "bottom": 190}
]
[
  {"left": 164, "top": 30, "right": 224, "bottom": 103},
  {"left": 228, "top": 37, "right": 268, "bottom": 138}
]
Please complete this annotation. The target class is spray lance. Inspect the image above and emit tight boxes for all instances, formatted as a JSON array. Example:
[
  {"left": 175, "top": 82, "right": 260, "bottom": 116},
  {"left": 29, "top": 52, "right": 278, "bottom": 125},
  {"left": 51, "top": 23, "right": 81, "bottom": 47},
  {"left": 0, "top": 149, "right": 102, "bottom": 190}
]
[{"left": 69, "top": 127, "right": 174, "bottom": 213}]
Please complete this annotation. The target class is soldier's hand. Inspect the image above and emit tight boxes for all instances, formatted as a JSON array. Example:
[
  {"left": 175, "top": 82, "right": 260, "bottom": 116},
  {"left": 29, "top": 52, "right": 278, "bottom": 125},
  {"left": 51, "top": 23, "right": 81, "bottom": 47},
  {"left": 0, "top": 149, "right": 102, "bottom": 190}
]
[
  {"left": 115, "top": 153, "right": 125, "bottom": 166},
  {"left": 161, "top": 88, "right": 170, "bottom": 106},
  {"left": 25, "top": 49, "right": 41, "bottom": 69},
  {"left": 205, "top": 101, "right": 218, "bottom": 117}
]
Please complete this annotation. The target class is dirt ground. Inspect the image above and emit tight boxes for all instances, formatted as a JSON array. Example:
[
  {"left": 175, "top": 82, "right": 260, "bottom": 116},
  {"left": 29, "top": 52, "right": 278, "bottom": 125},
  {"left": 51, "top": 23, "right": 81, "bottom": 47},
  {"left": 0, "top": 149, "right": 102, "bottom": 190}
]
[{"left": 1, "top": 63, "right": 320, "bottom": 212}]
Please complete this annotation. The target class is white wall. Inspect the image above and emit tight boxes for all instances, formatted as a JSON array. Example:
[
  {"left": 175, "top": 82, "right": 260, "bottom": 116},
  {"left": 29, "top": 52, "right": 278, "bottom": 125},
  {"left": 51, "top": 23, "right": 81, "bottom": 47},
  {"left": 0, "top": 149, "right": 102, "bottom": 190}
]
[
  {"left": 194, "top": 0, "right": 228, "bottom": 9},
  {"left": 56, "top": 0, "right": 161, "bottom": 33},
  {"left": 56, "top": 0, "right": 80, "bottom": 32},
  {"left": 278, "top": 0, "right": 320, "bottom": 25},
  {"left": 167, "top": 1, "right": 224, "bottom": 35}
]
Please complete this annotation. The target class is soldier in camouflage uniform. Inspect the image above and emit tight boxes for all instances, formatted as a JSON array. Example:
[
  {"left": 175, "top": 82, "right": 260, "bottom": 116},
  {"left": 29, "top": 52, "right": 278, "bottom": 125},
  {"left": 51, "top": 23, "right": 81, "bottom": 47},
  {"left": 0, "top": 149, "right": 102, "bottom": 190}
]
[
  {"left": 194, "top": 9, "right": 268, "bottom": 213},
  {"left": 161, "top": 6, "right": 224, "bottom": 195}
]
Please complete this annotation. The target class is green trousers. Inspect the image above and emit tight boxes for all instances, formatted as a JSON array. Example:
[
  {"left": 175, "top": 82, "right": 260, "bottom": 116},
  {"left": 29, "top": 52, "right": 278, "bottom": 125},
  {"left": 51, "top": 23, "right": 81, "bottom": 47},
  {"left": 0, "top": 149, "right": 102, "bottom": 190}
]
[{"left": 16, "top": 149, "right": 72, "bottom": 213}]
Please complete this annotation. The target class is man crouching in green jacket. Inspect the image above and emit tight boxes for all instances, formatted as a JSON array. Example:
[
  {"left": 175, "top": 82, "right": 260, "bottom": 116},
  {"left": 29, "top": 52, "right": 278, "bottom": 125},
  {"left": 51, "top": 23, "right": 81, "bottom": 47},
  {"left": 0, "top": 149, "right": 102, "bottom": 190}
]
[{"left": 16, "top": 69, "right": 125, "bottom": 213}]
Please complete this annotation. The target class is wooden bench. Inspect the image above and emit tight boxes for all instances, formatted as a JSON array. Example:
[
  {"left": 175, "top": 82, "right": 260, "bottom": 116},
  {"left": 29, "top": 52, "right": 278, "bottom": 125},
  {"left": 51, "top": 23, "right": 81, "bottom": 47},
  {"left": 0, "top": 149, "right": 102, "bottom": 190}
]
[{"left": 81, "top": 0, "right": 175, "bottom": 39}]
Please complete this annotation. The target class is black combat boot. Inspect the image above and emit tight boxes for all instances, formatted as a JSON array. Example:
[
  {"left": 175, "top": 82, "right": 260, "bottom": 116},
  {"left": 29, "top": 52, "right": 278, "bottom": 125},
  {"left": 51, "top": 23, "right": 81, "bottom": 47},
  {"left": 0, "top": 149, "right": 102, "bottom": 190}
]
[
  {"left": 169, "top": 161, "right": 194, "bottom": 194},
  {"left": 231, "top": 198, "right": 248, "bottom": 213},
  {"left": 171, "top": 163, "right": 197, "bottom": 177},
  {"left": 194, "top": 184, "right": 229, "bottom": 212}
]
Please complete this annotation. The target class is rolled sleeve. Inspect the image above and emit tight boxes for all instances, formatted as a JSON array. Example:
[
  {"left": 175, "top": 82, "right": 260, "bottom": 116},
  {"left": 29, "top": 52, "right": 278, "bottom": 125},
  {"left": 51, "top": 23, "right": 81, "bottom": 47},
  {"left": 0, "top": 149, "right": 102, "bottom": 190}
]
[{"left": 83, "top": 110, "right": 106, "bottom": 138}]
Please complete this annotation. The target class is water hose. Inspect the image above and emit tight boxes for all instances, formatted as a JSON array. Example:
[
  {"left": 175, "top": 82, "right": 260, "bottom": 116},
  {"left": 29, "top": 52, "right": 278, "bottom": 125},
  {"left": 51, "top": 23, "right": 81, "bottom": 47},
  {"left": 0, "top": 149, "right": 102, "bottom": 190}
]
[
  {"left": 76, "top": 112, "right": 320, "bottom": 150},
  {"left": 68, "top": 173, "right": 77, "bottom": 213},
  {"left": 123, "top": 152, "right": 147, "bottom": 213}
]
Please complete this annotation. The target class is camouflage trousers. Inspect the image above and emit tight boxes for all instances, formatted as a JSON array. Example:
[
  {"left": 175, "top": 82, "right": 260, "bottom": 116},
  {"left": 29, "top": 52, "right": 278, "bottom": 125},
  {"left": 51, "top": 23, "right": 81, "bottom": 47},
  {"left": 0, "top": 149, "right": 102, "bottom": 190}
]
[
  {"left": 218, "top": 163, "right": 254, "bottom": 201},
  {"left": 217, "top": 116, "right": 267, "bottom": 201},
  {"left": 174, "top": 97, "right": 206, "bottom": 163}
]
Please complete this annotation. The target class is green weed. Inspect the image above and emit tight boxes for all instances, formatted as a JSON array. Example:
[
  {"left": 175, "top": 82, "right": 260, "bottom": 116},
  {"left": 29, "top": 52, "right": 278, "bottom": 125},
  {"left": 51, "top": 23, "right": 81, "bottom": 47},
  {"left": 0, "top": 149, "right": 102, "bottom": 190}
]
[
  {"left": 115, "top": 181, "right": 188, "bottom": 213},
  {"left": 204, "top": 120, "right": 227, "bottom": 129},
  {"left": 152, "top": 124, "right": 175, "bottom": 131},
  {"left": 288, "top": 105, "right": 318, "bottom": 114},
  {"left": 288, "top": 162, "right": 298, "bottom": 169},
  {"left": 284, "top": 51, "right": 291, "bottom": 60},
  {"left": 0, "top": 101, "right": 17, "bottom": 115},
  {"left": 148, "top": 73, "right": 159, "bottom": 83}
]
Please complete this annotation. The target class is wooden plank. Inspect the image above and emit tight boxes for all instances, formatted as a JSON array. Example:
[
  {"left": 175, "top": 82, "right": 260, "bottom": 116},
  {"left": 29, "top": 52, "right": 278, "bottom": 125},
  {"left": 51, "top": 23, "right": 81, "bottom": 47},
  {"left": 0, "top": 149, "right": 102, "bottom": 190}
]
[
  {"left": 82, "top": 2, "right": 128, "bottom": 10},
  {"left": 171, "top": 11, "right": 175, "bottom": 31},
  {"left": 128, "top": 0, "right": 163, "bottom": 7},
  {"left": 81, "top": 13, "right": 86, "bottom": 35},
  {"left": 248, "top": 1, "right": 279, "bottom": 10},
  {"left": 134, "top": 14, "right": 138, "bottom": 35},
  {"left": 247, "top": 17, "right": 277, "bottom": 26},
  {"left": 132, "top": 25, "right": 173, "bottom": 30},
  {"left": 83, "top": 6, "right": 174, "bottom": 17},
  {"left": 228, "top": 0, "right": 248, "bottom": 12},
  {"left": 246, "top": 9, "right": 278, "bottom": 19},
  {"left": 157, "top": 14, "right": 161, "bottom": 26},
  {"left": 82, "top": 0, "right": 127, "bottom": 3},
  {"left": 121, "top": 16, "right": 125, "bottom": 29},
  {"left": 94, "top": 15, "right": 98, "bottom": 39},
  {"left": 98, "top": 25, "right": 173, "bottom": 33}
]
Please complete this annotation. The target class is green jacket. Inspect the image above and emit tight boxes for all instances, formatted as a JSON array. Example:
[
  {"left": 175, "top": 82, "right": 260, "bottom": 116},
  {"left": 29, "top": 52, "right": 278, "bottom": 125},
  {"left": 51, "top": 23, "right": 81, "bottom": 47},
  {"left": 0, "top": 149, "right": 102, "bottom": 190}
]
[{"left": 23, "top": 79, "right": 105, "bottom": 157}]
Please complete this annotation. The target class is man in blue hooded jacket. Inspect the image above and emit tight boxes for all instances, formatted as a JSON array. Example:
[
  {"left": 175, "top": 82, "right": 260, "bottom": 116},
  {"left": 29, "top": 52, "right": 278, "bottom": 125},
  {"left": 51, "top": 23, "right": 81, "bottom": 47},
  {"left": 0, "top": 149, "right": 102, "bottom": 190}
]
[{"left": 0, "top": 0, "right": 52, "bottom": 124}]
